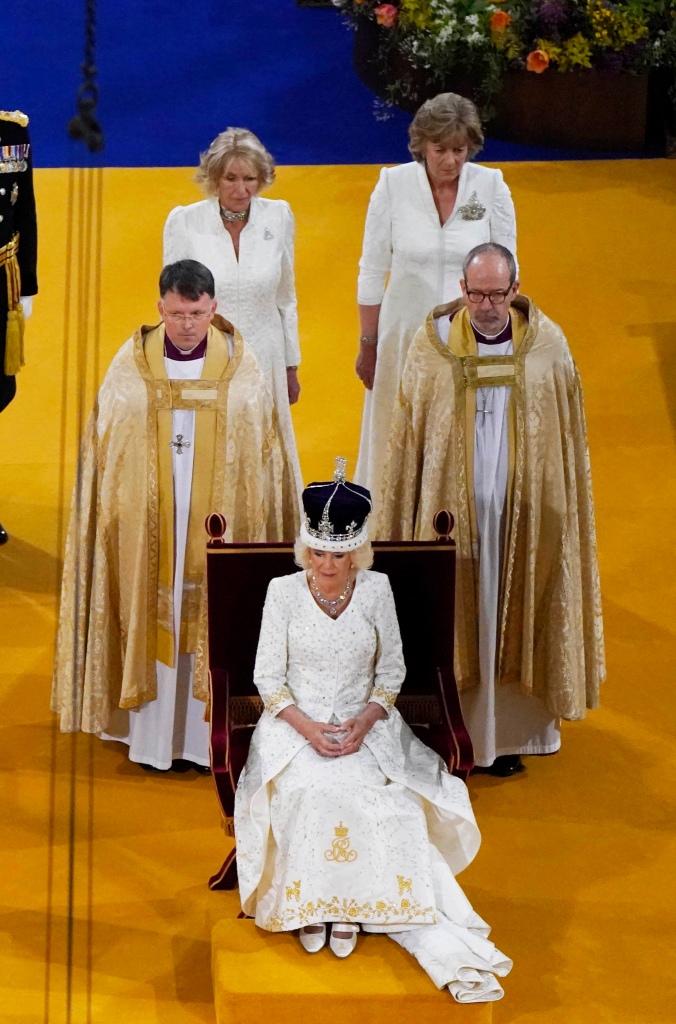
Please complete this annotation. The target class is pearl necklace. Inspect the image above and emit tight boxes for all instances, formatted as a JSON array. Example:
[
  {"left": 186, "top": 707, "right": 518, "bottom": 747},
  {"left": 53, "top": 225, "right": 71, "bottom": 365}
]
[
  {"left": 309, "top": 573, "right": 353, "bottom": 618},
  {"left": 219, "top": 204, "right": 248, "bottom": 222}
]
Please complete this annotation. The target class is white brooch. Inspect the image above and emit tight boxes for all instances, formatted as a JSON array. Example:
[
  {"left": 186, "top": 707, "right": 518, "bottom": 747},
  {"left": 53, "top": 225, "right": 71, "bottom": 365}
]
[
  {"left": 457, "top": 191, "right": 486, "bottom": 221},
  {"left": 263, "top": 228, "right": 273, "bottom": 240}
]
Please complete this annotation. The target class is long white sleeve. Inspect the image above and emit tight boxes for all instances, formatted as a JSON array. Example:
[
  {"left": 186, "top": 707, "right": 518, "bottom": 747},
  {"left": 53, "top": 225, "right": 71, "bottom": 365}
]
[
  {"left": 275, "top": 202, "right": 301, "bottom": 367},
  {"left": 488, "top": 172, "right": 518, "bottom": 269},
  {"left": 357, "top": 168, "right": 393, "bottom": 306},
  {"left": 163, "top": 206, "right": 191, "bottom": 265},
  {"left": 369, "top": 578, "right": 406, "bottom": 713},
  {"left": 253, "top": 578, "right": 296, "bottom": 717}
]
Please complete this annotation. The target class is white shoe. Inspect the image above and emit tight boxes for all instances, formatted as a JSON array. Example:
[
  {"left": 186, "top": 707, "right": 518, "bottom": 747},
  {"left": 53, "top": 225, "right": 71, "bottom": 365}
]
[
  {"left": 299, "top": 924, "right": 327, "bottom": 953},
  {"left": 329, "top": 922, "right": 359, "bottom": 958}
]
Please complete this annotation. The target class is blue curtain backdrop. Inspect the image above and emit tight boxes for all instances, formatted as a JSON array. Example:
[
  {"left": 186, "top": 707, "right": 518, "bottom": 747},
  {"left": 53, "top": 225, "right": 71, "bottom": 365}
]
[{"left": 6, "top": 0, "right": 642, "bottom": 166}]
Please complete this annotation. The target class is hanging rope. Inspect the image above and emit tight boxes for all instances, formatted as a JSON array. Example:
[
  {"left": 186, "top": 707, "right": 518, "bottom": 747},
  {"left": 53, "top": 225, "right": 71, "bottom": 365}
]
[{"left": 67, "top": 0, "right": 105, "bottom": 153}]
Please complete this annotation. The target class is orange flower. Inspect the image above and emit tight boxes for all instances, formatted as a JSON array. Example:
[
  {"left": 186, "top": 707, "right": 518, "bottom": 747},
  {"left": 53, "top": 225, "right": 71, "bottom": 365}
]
[
  {"left": 374, "top": 3, "right": 398, "bottom": 27},
  {"left": 526, "top": 48, "right": 550, "bottom": 72},
  {"left": 490, "top": 9, "right": 512, "bottom": 30}
]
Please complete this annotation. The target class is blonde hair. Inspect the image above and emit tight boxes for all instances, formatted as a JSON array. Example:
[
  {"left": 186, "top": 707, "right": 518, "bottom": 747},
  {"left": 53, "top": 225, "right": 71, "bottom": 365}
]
[
  {"left": 294, "top": 539, "right": 374, "bottom": 572},
  {"left": 408, "top": 93, "right": 484, "bottom": 161},
  {"left": 194, "top": 127, "right": 276, "bottom": 196}
]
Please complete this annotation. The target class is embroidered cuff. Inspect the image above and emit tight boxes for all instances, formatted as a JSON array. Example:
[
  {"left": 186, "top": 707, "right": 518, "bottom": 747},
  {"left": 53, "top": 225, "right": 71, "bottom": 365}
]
[
  {"left": 263, "top": 686, "right": 295, "bottom": 717},
  {"left": 370, "top": 686, "right": 397, "bottom": 712}
]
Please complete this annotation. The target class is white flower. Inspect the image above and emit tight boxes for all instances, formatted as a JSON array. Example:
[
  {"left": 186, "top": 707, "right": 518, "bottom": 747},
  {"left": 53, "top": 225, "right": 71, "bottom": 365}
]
[
  {"left": 466, "top": 29, "right": 484, "bottom": 43},
  {"left": 438, "top": 21, "right": 457, "bottom": 43},
  {"left": 465, "top": 13, "right": 480, "bottom": 26}
]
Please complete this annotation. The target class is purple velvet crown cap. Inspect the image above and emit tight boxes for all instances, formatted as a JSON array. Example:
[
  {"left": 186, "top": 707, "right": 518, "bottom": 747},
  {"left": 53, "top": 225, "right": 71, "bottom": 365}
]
[{"left": 300, "top": 457, "right": 372, "bottom": 552}]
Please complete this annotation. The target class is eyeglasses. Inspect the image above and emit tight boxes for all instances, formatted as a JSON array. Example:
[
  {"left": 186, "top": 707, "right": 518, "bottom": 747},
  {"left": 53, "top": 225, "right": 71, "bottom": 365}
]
[
  {"left": 464, "top": 287, "right": 513, "bottom": 305},
  {"left": 162, "top": 311, "right": 211, "bottom": 325}
]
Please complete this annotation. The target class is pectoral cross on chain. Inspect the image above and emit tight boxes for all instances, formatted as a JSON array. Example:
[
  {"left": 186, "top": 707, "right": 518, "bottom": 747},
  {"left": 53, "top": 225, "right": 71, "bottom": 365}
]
[
  {"left": 169, "top": 434, "right": 191, "bottom": 455},
  {"left": 477, "top": 396, "right": 492, "bottom": 424}
]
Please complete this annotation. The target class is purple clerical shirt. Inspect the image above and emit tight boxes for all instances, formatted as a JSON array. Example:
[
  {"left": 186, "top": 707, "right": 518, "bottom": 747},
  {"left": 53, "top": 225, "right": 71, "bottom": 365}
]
[
  {"left": 164, "top": 333, "right": 208, "bottom": 361},
  {"left": 449, "top": 310, "right": 513, "bottom": 347}
]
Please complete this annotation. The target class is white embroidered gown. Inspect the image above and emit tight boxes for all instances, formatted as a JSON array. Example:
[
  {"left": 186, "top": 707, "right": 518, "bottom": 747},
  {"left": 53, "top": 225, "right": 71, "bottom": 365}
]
[
  {"left": 163, "top": 195, "right": 303, "bottom": 498},
  {"left": 356, "top": 160, "right": 517, "bottom": 509},
  {"left": 234, "top": 569, "right": 512, "bottom": 1002}
]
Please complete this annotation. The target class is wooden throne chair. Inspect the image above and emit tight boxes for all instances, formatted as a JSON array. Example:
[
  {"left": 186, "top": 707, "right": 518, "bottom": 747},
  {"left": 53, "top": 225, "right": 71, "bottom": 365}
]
[{"left": 205, "top": 509, "right": 473, "bottom": 891}]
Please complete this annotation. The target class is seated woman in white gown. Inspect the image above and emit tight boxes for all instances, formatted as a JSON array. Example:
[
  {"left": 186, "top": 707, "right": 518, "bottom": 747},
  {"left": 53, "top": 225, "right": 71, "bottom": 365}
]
[{"left": 234, "top": 459, "right": 512, "bottom": 1003}]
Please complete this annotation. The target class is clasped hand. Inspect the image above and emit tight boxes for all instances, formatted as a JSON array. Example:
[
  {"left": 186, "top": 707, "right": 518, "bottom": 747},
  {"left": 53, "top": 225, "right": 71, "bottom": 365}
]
[{"left": 301, "top": 705, "right": 386, "bottom": 758}]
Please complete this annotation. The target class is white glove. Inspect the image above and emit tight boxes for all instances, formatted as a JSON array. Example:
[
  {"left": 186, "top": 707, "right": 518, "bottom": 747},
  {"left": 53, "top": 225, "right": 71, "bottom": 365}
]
[{"left": 20, "top": 296, "right": 34, "bottom": 319}]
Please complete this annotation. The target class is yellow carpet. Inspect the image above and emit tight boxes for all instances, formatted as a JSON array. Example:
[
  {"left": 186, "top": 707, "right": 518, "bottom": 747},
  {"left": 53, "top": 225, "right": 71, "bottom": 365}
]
[
  {"left": 1, "top": 160, "right": 675, "bottom": 1023},
  {"left": 211, "top": 919, "right": 492, "bottom": 1023}
]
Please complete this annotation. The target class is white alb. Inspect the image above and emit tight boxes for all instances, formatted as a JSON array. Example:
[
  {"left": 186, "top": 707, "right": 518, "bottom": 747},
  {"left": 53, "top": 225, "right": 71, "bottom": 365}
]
[
  {"left": 99, "top": 349, "right": 221, "bottom": 768},
  {"left": 435, "top": 314, "right": 560, "bottom": 764}
]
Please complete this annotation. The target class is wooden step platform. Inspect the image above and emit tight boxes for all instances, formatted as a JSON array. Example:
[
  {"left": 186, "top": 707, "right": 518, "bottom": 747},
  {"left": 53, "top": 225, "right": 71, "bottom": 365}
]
[{"left": 212, "top": 918, "right": 493, "bottom": 1024}]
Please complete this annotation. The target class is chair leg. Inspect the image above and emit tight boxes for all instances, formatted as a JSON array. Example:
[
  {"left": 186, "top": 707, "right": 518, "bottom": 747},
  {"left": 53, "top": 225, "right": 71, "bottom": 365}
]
[{"left": 209, "top": 848, "right": 238, "bottom": 890}]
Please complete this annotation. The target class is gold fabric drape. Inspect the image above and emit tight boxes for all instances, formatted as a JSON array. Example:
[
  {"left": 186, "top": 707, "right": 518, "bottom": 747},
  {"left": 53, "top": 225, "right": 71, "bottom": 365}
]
[
  {"left": 52, "top": 316, "right": 299, "bottom": 733},
  {"left": 0, "top": 232, "right": 25, "bottom": 375},
  {"left": 378, "top": 296, "right": 605, "bottom": 720}
]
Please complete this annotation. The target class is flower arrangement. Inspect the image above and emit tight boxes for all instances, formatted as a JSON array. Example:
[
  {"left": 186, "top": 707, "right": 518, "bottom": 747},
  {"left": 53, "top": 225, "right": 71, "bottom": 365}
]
[{"left": 334, "top": 0, "right": 676, "bottom": 111}]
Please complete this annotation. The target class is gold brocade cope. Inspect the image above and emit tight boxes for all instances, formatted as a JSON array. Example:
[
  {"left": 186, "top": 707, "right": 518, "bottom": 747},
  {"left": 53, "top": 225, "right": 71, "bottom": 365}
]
[
  {"left": 378, "top": 296, "right": 605, "bottom": 720},
  {"left": 0, "top": 233, "right": 25, "bottom": 375},
  {"left": 52, "top": 317, "right": 299, "bottom": 735},
  {"left": 141, "top": 323, "right": 232, "bottom": 665}
]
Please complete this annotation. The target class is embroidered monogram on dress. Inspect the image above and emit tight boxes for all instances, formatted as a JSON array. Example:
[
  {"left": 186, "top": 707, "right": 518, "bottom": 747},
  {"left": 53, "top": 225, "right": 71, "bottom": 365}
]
[{"left": 324, "top": 822, "right": 358, "bottom": 863}]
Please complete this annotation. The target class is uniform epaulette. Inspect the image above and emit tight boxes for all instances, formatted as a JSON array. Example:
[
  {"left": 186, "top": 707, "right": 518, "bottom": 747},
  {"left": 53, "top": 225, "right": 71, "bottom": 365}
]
[{"left": 0, "top": 111, "right": 29, "bottom": 128}]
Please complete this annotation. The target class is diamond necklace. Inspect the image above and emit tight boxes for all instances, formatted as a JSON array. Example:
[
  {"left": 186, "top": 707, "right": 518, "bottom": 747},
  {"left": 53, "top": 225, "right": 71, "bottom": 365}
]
[
  {"left": 219, "top": 204, "right": 248, "bottom": 222},
  {"left": 309, "top": 573, "right": 353, "bottom": 618}
]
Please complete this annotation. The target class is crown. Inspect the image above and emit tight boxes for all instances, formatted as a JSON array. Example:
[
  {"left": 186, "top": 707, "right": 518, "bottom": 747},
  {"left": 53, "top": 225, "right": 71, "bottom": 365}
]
[
  {"left": 301, "top": 458, "right": 372, "bottom": 551},
  {"left": 334, "top": 822, "right": 349, "bottom": 838}
]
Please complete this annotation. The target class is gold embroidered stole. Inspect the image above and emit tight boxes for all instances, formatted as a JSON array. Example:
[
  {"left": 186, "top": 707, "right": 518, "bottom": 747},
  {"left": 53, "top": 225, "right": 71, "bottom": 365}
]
[
  {"left": 144, "top": 323, "right": 233, "bottom": 664},
  {"left": 446, "top": 305, "right": 528, "bottom": 601}
]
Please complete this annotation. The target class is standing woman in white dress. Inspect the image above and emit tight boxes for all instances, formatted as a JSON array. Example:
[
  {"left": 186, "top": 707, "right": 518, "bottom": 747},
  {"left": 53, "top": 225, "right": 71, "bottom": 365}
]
[
  {"left": 355, "top": 93, "right": 517, "bottom": 509},
  {"left": 234, "top": 459, "right": 512, "bottom": 1003},
  {"left": 163, "top": 128, "right": 303, "bottom": 496}
]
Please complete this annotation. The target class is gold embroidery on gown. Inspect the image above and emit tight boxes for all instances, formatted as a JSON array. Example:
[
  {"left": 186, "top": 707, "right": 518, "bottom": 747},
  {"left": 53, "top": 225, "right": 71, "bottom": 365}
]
[{"left": 324, "top": 822, "right": 358, "bottom": 863}]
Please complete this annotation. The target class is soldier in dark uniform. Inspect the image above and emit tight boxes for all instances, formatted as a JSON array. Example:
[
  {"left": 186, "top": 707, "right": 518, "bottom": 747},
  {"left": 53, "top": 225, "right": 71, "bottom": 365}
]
[{"left": 0, "top": 110, "right": 38, "bottom": 544}]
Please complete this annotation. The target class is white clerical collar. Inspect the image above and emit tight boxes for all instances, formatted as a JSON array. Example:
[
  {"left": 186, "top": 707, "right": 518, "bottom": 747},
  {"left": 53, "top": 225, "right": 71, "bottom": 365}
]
[{"left": 470, "top": 317, "right": 510, "bottom": 341}]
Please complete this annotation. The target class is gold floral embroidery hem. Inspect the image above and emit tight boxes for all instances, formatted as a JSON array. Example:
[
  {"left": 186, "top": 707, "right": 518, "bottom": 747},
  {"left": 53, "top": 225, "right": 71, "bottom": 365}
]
[{"left": 265, "top": 896, "right": 436, "bottom": 931}]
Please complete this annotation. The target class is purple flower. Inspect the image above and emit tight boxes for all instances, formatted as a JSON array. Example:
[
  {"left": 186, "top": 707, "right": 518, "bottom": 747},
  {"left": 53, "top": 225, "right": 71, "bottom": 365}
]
[
  {"left": 536, "top": 0, "right": 570, "bottom": 38},
  {"left": 595, "top": 50, "right": 623, "bottom": 71},
  {"left": 595, "top": 40, "right": 647, "bottom": 72},
  {"left": 619, "top": 39, "right": 647, "bottom": 68}
]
